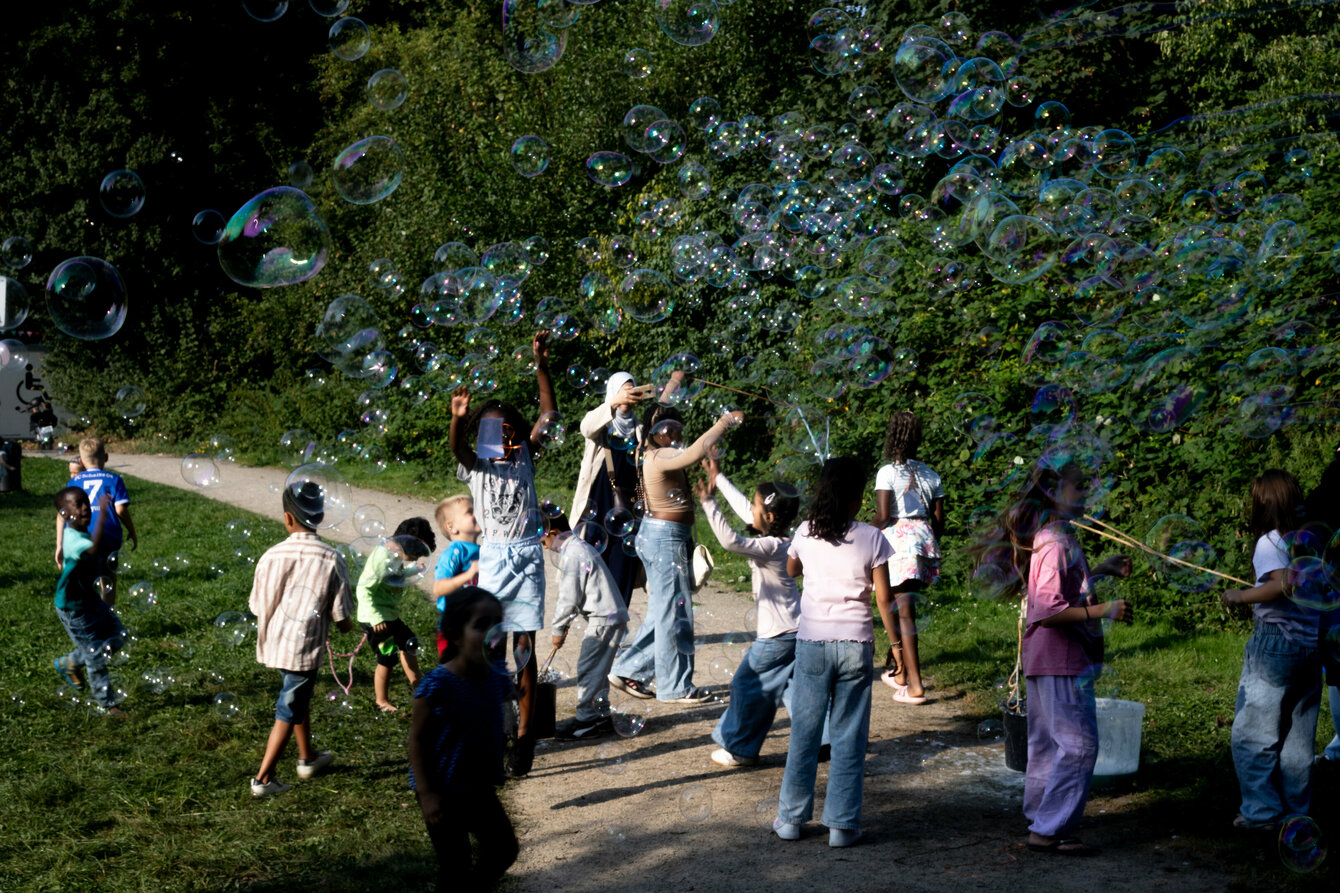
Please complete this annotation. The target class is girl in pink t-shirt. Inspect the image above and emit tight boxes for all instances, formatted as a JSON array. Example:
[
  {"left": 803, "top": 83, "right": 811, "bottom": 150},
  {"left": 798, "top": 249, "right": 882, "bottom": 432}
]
[
  {"left": 775, "top": 457, "right": 894, "bottom": 848},
  {"left": 997, "top": 462, "right": 1132, "bottom": 855}
]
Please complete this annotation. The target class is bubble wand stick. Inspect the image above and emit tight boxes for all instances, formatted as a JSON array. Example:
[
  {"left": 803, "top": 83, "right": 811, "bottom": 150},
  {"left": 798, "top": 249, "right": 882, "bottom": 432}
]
[
  {"left": 1073, "top": 515, "right": 1251, "bottom": 586},
  {"left": 694, "top": 378, "right": 786, "bottom": 406}
]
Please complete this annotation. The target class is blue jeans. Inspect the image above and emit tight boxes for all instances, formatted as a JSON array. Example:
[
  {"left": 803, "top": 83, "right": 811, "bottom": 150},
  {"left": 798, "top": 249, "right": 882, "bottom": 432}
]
[
  {"left": 778, "top": 640, "right": 873, "bottom": 831},
  {"left": 275, "top": 669, "right": 318, "bottom": 723},
  {"left": 612, "top": 518, "right": 696, "bottom": 700},
  {"left": 56, "top": 602, "right": 127, "bottom": 708},
  {"left": 712, "top": 633, "right": 831, "bottom": 758},
  {"left": 1230, "top": 621, "right": 1322, "bottom": 825},
  {"left": 1326, "top": 685, "right": 1340, "bottom": 762}
]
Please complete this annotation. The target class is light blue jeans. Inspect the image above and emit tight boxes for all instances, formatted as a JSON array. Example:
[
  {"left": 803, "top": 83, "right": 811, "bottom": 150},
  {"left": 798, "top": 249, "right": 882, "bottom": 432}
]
[
  {"left": 778, "top": 640, "right": 873, "bottom": 831},
  {"left": 712, "top": 632, "right": 829, "bottom": 759},
  {"left": 1230, "top": 621, "right": 1322, "bottom": 825},
  {"left": 611, "top": 518, "right": 696, "bottom": 700},
  {"left": 56, "top": 602, "right": 127, "bottom": 709}
]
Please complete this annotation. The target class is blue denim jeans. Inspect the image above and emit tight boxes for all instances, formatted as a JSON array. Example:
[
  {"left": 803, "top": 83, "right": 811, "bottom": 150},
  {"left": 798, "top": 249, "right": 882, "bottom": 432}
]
[
  {"left": 1326, "top": 684, "right": 1340, "bottom": 762},
  {"left": 711, "top": 632, "right": 831, "bottom": 758},
  {"left": 1230, "top": 621, "right": 1322, "bottom": 825},
  {"left": 778, "top": 640, "right": 873, "bottom": 831},
  {"left": 611, "top": 518, "right": 696, "bottom": 700},
  {"left": 56, "top": 602, "right": 126, "bottom": 708}
]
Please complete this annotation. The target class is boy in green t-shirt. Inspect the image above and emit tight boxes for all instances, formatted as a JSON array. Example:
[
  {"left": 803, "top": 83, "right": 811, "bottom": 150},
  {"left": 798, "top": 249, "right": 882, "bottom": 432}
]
[
  {"left": 356, "top": 516, "right": 436, "bottom": 712},
  {"left": 51, "top": 487, "right": 128, "bottom": 715}
]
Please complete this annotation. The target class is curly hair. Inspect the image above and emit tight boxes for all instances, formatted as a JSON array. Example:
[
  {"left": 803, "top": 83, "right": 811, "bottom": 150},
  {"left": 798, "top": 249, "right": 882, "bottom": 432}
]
[
  {"left": 463, "top": 399, "right": 531, "bottom": 444},
  {"left": 640, "top": 403, "right": 683, "bottom": 448},
  {"left": 393, "top": 516, "right": 437, "bottom": 556},
  {"left": 756, "top": 481, "right": 801, "bottom": 537},
  {"left": 804, "top": 456, "right": 866, "bottom": 545},
  {"left": 882, "top": 410, "right": 923, "bottom": 463}
]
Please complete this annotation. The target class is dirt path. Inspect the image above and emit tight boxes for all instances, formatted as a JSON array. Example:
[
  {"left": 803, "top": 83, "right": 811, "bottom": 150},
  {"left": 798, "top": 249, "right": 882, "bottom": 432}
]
[{"left": 38, "top": 451, "right": 1237, "bottom": 891}]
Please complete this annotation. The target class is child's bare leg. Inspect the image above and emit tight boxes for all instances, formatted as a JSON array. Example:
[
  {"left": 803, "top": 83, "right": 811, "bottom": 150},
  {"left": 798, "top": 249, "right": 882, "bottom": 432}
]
[
  {"left": 292, "top": 715, "right": 314, "bottom": 762},
  {"left": 401, "top": 649, "right": 422, "bottom": 689},
  {"left": 895, "top": 585, "right": 924, "bottom": 698},
  {"left": 874, "top": 589, "right": 904, "bottom": 685},
  {"left": 515, "top": 631, "right": 536, "bottom": 738},
  {"left": 256, "top": 719, "right": 294, "bottom": 783},
  {"left": 374, "top": 663, "right": 395, "bottom": 710}
]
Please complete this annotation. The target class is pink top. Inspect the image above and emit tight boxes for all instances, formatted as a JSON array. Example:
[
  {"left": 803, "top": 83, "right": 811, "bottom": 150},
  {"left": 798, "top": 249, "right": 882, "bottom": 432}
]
[
  {"left": 788, "top": 520, "right": 894, "bottom": 643},
  {"left": 1023, "top": 523, "right": 1103, "bottom": 676}
]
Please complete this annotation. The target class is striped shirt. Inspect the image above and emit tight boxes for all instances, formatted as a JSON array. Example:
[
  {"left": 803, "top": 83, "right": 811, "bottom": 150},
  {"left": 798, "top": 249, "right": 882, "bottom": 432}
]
[{"left": 249, "top": 531, "right": 354, "bottom": 671}]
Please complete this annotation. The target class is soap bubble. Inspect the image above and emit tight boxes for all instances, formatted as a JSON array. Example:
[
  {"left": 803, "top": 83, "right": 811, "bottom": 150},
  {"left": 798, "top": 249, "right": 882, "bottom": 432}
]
[
  {"left": 367, "top": 68, "right": 409, "bottom": 110},
  {"left": 98, "top": 169, "right": 145, "bottom": 218},
  {"left": 510, "top": 135, "right": 550, "bottom": 177},
  {"left": 611, "top": 693, "right": 649, "bottom": 737},
  {"left": 44, "top": 256, "right": 128, "bottom": 340},
  {"left": 597, "top": 741, "right": 629, "bottom": 775},
  {"left": 211, "top": 691, "right": 240, "bottom": 720},
  {"left": 328, "top": 16, "right": 370, "bottom": 60},
  {"left": 1278, "top": 815, "right": 1326, "bottom": 872},
  {"left": 622, "top": 48, "right": 652, "bottom": 79},
  {"left": 501, "top": 0, "right": 567, "bottom": 73},
  {"left": 191, "top": 210, "right": 226, "bottom": 245},
  {"left": 655, "top": 0, "right": 720, "bottom": 47},
  {"left": 288, "top": 161, "right": 314, "bottom": 188},
  {"left": 381, "top": 535, "right": 431, "bottom": 587},
  {"left": 1144, "top": 515, "right": 1216, "bottom": 592},
  {"left": 284, "top": 463, "right": 353, "bottom": 530},
  {"left": 536, "top": 411, "right": 566, "bottom": 450},
  {"left": 1, "top": 236, "right": 32, "bottom": 270},
  {"left": 333, "top": 136, "right": 405, "bottom": 204},
  {"left": 352, "top": 504, "right": 386, "bottom": 537},
  {"left": 243, "top": 0, "right": 288, "bottom": 22},
  {"left": 127, "top": 581, "right": 157, "bottom": 612},
  {"left": 678, "top": 784, "right": 712, "bottom": 822},
  {"left": 976, "top": 718, "right": 1004, "bottom": 740},
  {"left": 539, "top": 494, "right": 566, "bottom": 519},
  {"left": 485, "top": 622, "right": 532, "bottom": 675},
  {"left": 218, "top": 187, "right": 330, "bottom": 288},
  {"left": 214, "top": 611, "right": 248, "bottom": 646},
  {"left": 0, "top": 277, "right": 29, "bottom": 330},
  {"left": 181, "top": 452, "right": 220, "bottom": 488},
  {"left": 587, "top": 151, "right": 635, "bottom": 187},
  {"left": 618, "top": 269, "right": 674, "bottom": 323},
  {"left": 113, "top": 385, "right": 147, "bottom": 419},
  {"left": 310, "top": 0, "right": 349, "bottom": 15}
]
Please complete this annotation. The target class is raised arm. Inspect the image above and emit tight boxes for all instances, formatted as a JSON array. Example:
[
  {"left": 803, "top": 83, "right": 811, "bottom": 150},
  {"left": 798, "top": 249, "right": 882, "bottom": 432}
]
[
  {"left": 647, "top": 413, "right": 742, "bottom": 473},
  {"left": 528, "top": 330, "right": 556, "bottom": 452},
  {"left": 696, "top": 483, "right": 776, "bottom": 560},
  {"left": 714, "top": 471, "right": 753, "bottom": 526},
  {"left": 448, "top": 385, "right": 477, "bottom": 469}
]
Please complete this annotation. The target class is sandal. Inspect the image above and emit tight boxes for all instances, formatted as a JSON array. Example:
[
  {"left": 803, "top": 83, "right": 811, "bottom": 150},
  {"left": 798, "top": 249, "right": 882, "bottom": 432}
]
[
  {"left": 890, "top": 683, "right": 927, "bottom": 706},
  {"left": 883, "top": 643, "right": 906, "bottom": 687},
  {"left": 54, "top": 656, "right": 85, "bottom": 689},
  {"left": 1027, "top": 837, "right": 1098, "bottom": 855}
]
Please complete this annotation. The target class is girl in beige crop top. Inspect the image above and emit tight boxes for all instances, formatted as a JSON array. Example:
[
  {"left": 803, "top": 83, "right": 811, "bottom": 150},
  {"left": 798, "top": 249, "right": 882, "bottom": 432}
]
[{"left": 640, "top": 406, "right": 744, "bottom": 525}]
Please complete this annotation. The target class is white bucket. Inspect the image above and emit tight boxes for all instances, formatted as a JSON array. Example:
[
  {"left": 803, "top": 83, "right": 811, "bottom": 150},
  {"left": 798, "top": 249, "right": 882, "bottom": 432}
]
[{"left": 1093, "top": 698, "right": 1146, "bottom": 776}]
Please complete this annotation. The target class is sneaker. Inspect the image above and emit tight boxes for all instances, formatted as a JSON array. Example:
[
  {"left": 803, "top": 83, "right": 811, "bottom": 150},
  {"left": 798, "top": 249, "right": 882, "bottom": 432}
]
[
  {"left": 668, "top": 687, "right": 711, "bottom": 704},
  {"left": 608, "top": 674, "right": 655, "bottom": 700},
  {"left": 555, "top": 717, "right": 614, "bottom": 741},
  {"left": 251, "top": 778, "right": 293, "bottom": 797},
  {"left": 93, "top": 704, "right": 127, "bottom": 717},
  {"left": 1232, "top": 813, "right": 1275, "bottom": 831},
  {"left": 829, "top": 828, "right": 862, "bottom": 848},
  {"left": 710, "top": 748, "right": 757, "bottom": 768},
  {"left": 506, "top": 733, "right": 536, "bottom": 778},
  {"left": 54, "top": 656, "right": 85, "bottom": 689},
  {"left": 296, "top": 751, "right": 335, "bottom": 779},
  {"left": 773, "top": 817, "right": 801, "bottom": 840}
]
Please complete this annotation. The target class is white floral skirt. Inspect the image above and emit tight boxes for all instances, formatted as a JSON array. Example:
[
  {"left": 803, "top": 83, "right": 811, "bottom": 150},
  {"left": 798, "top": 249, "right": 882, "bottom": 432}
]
[{"left": 882, "top": 519, "right": 941, "bottom": 586}]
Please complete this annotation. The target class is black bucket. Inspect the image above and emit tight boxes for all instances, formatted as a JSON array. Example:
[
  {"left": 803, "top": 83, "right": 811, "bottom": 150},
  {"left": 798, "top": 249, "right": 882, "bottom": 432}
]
[{"left": 1003, "top": 703, "right": 1028, "bottom": 772}]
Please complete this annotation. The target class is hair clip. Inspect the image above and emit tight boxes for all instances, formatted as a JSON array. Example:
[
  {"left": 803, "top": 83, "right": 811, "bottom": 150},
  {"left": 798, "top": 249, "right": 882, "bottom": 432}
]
[{"left": 763, "top": 492, "right": 777, "bottom": 506}]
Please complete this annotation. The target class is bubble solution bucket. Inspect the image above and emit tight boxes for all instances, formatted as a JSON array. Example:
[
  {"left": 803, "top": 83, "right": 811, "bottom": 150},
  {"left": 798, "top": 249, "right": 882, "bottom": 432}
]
[
  {"left": 1002, "top": 702, "right": 1028, "bottom": 772},
  {"left": 1094, "top": 698, "right": 1146, "bottom": 776}
]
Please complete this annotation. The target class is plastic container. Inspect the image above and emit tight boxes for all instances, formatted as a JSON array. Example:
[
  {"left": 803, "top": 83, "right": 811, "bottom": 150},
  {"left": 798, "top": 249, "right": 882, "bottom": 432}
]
[
  {"left": 1003, "top": 702, "right": 1028, "bottom": 772},
  {"left": 1093, "top": 698, "right": 1146, "bottom": 776}
]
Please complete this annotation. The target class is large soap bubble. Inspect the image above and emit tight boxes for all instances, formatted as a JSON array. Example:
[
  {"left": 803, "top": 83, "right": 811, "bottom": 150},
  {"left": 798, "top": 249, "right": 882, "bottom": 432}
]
[
  {"left": 332, "top": 136, "right": 405, "bottom": 204},
  {"left": 502, "top": 0, "right": 567, "bottom": 73},
  {"left": 367, "top": 69, "right": 409, "bottom": 110},
  {"left": 328, "top": 16, "right": 370, "bottom": 60},
  {"left": 618, "top": 270, "right": 675, "bottom": 323},
  {"left": 98, "top": 169, "right": 145, "bottom": 218},
  {"left": 315, "top": 294, "right": 384, "bottom": 375},
  {"left": 654, "top": 0, "right": 720, "bottom": 47},
  {"left": 284, "top": 463, "right": 352, "bottom": 530},
  {"left": 1, "top": 236, "right": 32, "bottom": 270},
  {"left": 44, "top": 256, "right": 128, "bottom": 340},
  {"left": 510, "top": 135, "right": 550, "bottom": 177},
  {"left": 217, "top": 187, "right": 330, "bottom": 288},
  {"left": 0, "top": 277, "right": 30, "bottom": 330},
  {"left": 586, "top": 151, "right": 635, "bottom": 187}
]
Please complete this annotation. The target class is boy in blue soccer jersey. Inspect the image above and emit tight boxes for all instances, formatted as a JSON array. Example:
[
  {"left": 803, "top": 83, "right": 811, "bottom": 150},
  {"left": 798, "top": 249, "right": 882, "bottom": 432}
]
[{"left": 55, "top": 437, "right": 139, "bottom": 605}]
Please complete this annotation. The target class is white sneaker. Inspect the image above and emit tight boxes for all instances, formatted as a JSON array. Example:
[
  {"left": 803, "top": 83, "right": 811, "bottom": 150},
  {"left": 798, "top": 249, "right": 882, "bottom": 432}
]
[
  {"left": 773, "top": 817, "right": 800, "bottom": 840},
  {"left": 296, "top": 751, "right": 335, "bottom": 779},
  {"left": 829, "top": 828, "right": 862, "bottom": 848},
  {"left": 251, "top": 778, "right": 293, "bottom": 797},
  {"left": 710, "top": 748, "right": 757, "bottom": 768}
]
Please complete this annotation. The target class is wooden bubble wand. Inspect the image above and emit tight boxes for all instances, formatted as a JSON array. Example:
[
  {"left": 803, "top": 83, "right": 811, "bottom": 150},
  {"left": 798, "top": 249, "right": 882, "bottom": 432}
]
[{"left": 1073, "top": 514, "right": 1252, "bottom": 587}]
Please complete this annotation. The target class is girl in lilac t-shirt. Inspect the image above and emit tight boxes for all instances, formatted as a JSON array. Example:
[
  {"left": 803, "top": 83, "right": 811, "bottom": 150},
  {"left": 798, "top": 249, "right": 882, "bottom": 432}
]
[{"left": 1013, "top": 462, "right": 1132, "bottom": 855}]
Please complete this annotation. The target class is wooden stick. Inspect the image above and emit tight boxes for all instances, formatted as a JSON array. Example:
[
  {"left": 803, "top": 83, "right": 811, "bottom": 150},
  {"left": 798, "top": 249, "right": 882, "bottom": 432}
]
[
  {"left": 1075, "top": 516, "right": 1252, "bottom": 586},
  {"left": 695, "top": 378, "right": 784, "bottom": 405}
]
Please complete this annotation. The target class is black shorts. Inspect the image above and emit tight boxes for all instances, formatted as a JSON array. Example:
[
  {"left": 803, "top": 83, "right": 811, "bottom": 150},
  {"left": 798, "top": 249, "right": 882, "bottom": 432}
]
[{"left": 363, "top": 618, "right": 419, "bottom": 667}]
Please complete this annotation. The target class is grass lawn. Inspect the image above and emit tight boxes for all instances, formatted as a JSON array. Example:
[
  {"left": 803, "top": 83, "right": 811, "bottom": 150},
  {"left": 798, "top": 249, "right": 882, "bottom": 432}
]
[{"left": 1, "top": 456, "right": 1335, "bottom": 889}]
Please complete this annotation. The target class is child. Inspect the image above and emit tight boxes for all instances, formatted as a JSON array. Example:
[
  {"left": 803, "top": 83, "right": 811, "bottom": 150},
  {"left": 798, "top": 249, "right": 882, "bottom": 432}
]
[
  {"left": 608, "top": 402, "right": 743, "bottom": 705},
  {"left": 1222, "top": 469, "right": 1323, "bottom": 830},
  {"left": 695, "top": 457, "right": 805, "bottom": 767},
  {"left": 448, "top": 329, "right": 554, "bottom": 777},
  {"left": 51, "top": 487, "right": 128, "bottom": 715},
  {"left": 357, "top": 517, "right": 436, "bottom": 712},
  {"left": 872, "top": 410, "right": 944, "bottom": 704},
  {"left": 55, "top": 437, "right": 139, "bottom": 605},
  {"left": 248, "top": 480, "right": 355, "bottom": 797},
  {"left": 545, "top": 517, "right": 628, "bottom": 741},
  {"left": 775, "top": 456, "right": 893, "bottom": 847},
  {"left": 993, "top": 461, "right": 1132, "bottom": 854},
  {"left": 410, "top": 587, "right": 519, "bottom": 892},
  {"left": 433, "top": 495, "right": 481, "bottom": 659}
]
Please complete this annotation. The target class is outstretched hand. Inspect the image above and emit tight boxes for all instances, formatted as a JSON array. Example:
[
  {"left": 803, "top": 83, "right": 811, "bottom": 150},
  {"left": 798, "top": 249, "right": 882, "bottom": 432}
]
[
  {"left": 1095, "top": 554, "right": 1132, "bottom": 578},
  {"left": 692, "top": 475, "right": 713, "bottom": 502},
  {"left": 721, "top": 410, "right": 745, "bottom": 428},
  {"left": 532, "top": 329, "right": 551, "bottom": 368},
  {"left": 450, "top": 385, "right": 471, "bottom": 418}
]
